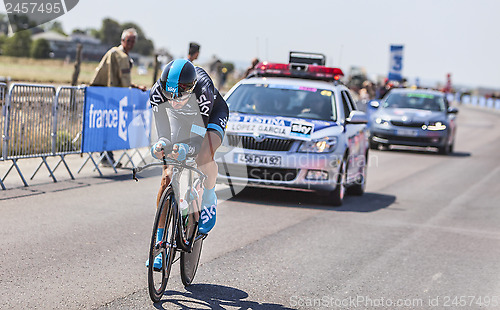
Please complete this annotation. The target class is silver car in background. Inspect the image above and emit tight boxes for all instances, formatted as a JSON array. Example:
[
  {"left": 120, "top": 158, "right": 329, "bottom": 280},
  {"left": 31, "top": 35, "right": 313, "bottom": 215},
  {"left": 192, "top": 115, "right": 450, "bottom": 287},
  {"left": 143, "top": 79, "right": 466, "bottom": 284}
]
[{"left": 368, "top": 88, "right": 458, "bottom": 154}]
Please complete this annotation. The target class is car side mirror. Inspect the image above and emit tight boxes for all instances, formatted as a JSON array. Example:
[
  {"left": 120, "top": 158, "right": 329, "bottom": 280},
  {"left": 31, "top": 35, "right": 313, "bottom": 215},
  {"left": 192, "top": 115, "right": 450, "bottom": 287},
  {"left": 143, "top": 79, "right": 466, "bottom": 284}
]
[
  {"left": 448, "top": 107, "right": 459, "bottom": 114},
  {"left": 346, "top": 111, "right": 368, "bottom": 124},
  {"left": 369, "top": 100, "right": 380, "bottom": 108}
]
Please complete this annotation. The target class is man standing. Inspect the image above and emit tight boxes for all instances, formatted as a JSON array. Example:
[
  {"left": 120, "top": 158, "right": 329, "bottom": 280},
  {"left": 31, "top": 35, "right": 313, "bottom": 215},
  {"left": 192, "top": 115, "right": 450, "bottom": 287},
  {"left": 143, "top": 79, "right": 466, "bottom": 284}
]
[
  {"left": 90, "top": 28, "right": 146, "bottom": 166},
  {"left": 187, "top": 42, "right": 200, "bottom": 63},
  {"left": 90, "top": 28, "right": 147, "bottom": 90}
]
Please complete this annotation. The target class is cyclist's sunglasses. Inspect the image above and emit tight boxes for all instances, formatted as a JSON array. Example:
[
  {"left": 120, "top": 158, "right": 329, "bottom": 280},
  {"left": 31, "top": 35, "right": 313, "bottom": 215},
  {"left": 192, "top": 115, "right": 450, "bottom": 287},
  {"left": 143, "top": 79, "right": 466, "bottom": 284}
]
[
  {"left": 167, "top": 92, "right": 192, "bottom": 103},
  {"left": 162, "top": 81, "right": 197, "bottom": 102}
]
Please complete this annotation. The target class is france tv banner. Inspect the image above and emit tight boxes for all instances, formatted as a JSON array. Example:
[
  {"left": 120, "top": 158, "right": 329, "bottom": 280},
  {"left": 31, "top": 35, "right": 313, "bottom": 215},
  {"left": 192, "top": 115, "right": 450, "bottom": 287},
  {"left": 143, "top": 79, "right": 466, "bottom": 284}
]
[
  {"left": 82, "top": 87, "right": 152, "bottom": 153},
  {"left": 388, "top": 45, "right": 404, "bottom": 81}
]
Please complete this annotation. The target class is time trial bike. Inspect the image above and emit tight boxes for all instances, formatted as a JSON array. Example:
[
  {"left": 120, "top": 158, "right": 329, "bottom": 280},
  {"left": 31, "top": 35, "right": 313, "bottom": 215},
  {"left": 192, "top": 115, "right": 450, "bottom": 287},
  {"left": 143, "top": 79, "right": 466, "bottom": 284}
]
[{"left": 133, "top": 153, "right": 207, "bottom": 302}]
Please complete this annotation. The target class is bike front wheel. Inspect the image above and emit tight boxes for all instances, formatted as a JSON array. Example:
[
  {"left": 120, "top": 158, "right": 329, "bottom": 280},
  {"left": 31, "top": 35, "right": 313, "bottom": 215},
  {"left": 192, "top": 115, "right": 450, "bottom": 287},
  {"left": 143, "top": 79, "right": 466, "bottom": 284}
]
[
  {"left": 180, "top": 237, "right": 203, "bottom": 287},
  {"left": 148, "top": 187, "right": 178, "bottom": 302}
]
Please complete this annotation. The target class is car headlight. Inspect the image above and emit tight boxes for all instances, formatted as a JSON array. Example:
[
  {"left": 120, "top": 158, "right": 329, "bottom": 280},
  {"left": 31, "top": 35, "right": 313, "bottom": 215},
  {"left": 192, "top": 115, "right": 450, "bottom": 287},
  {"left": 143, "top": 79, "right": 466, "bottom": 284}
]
[
  {"left": 299, "top": 136, "right": 338, "bottom": 153},
  {"left": 423, "top": 121, "right": 447, "bottom": 131},
  {"left": 375, "top": 117, "right": 390, "bottom": 126}
]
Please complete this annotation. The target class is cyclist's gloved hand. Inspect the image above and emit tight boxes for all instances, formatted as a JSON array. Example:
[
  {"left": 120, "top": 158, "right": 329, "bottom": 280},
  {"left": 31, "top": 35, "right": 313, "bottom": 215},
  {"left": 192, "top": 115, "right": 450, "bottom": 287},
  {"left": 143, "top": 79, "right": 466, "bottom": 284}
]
[
  {"left": 151, "top": 140, "right": 167, "bottom": 159},
  {"left": 173, "top": 143, "right": 189, "bottom": 161}
]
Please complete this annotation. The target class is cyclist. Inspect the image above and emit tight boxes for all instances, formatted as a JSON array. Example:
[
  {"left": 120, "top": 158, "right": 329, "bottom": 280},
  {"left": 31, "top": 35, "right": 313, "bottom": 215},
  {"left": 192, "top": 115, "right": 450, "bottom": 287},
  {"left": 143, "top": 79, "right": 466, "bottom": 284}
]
[{"left": 148, "top": 60, "right": 228, "bottom": 268}]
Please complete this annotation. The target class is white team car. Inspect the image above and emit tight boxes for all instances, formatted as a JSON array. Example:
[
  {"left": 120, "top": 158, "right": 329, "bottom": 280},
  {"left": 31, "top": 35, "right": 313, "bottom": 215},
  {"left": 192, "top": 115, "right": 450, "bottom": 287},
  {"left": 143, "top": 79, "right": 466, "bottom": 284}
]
[{"left": 215, "top": 52, "right": 369, "bottom": 206}]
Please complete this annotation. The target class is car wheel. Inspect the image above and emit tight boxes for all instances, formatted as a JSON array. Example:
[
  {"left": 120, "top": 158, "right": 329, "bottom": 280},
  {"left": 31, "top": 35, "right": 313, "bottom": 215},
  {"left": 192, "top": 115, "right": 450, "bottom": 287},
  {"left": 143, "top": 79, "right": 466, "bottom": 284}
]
[
  {"left": 348, "top": 151, "right": 368, "bottom": 196},
  {"left": 438, "top": 134, "right": 455, "bottom": 155},
  {"left": 438, "top": 146, "right": 448, "bottom": 155},
  {"left": 325, "top": 159, "right": 347, "bottom": 206},
  {"left": 438, "top": 141, "right": 450, "bottom": 155},
  {"left": 448, "top": 140, "right": 455, "bottom": 154}
]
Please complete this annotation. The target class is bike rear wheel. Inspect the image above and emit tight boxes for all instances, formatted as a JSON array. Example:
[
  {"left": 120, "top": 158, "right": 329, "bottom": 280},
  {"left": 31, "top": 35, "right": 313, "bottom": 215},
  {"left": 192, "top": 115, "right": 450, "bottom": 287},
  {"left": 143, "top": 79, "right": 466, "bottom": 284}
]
[
  {"left": 147, "top": 187, "right": 178, "bottom": 303},
  {"left": 179, "top": 178, "right": 204, "bottom": 286},
  {"left": 176, "top": 177, "right": 202, "bottom": 252},
  {"left": 180, "top": 236, "right": 203, "bottom": 287}
]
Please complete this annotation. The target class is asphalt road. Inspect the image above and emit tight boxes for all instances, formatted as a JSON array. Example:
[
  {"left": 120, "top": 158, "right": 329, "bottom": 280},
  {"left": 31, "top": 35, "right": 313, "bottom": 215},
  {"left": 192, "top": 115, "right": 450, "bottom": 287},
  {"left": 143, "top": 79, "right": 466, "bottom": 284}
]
[{"left": 1, "top": 105, "right": 500, "bottom": 310}]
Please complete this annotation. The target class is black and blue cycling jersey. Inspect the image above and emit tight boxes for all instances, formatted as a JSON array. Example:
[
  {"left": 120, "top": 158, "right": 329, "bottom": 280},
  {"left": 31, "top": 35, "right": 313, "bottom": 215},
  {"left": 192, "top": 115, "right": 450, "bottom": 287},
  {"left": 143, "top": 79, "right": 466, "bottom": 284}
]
[{"left": 149, "top": 66, "right": 228, "bottom": 154}]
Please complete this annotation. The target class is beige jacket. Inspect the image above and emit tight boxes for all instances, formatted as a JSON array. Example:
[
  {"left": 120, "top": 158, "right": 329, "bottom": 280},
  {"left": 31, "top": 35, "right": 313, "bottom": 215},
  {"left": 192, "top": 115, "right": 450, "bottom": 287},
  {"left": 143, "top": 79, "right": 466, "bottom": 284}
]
[{"left": 90, "top": 46, "right": 132, "bottom": 87}]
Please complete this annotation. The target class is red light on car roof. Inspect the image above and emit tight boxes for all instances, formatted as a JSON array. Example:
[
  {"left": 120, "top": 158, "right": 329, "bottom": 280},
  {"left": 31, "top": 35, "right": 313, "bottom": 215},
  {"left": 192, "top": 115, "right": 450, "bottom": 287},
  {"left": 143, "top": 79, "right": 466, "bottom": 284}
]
[
  {"left": 254, "top": 62, "right": 343, "bottom": 81},
  {"left": 308, "top": 65, "right": 344, "bottom": 77},
  {"left": 334, "top": 68, "right": 344, "bottom": 76},
  {"left": 256, "top": 62, "right": 291, "bottom": 76},
  {"left": 259, "top": 62, "right": 289, "bottom": 70}
]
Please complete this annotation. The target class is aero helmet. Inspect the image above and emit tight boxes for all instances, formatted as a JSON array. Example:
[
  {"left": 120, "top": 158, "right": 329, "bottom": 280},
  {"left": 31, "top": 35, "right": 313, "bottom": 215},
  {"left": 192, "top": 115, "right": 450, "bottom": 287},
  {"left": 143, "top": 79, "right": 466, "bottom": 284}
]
[{"left": 160, "top": 59, "right": 197, "bottom": 102}]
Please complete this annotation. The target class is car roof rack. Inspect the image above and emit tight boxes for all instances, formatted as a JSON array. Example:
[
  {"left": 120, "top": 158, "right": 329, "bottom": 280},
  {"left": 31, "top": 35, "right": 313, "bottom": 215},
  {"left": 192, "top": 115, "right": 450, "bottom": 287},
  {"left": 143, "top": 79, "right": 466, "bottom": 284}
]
[
  {"left": 289, "top": 51, "right": 326, "bottom": 66},
  {"left": 246, "top": 51, "right": 343, "bottom": 83}
]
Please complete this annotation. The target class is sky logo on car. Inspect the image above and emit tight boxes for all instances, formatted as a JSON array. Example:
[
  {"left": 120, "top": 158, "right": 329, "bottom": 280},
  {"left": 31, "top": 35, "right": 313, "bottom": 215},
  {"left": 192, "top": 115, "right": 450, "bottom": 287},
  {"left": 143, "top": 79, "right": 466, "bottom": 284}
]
[
  {"left": 4, "top": 0, "right": 79, "bottom": 32},
  {"left": 290, "top": 122, "right": 314, "bottom": 138}
]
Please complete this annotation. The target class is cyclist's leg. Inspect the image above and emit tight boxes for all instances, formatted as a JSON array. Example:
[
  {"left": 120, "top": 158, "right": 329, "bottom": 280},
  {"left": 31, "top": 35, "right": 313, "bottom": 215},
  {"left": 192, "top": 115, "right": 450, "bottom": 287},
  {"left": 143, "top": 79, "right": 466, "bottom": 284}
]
[
  {"left": 152, "top": 103, "right": 173, "bottom": 215},
  {"left": 197, "top": 95, "right": 228, "bottom": 190},
  {"left": 147, "top": 165, "right": 172, "bottom": 269},
  {"left": 149, "top": 106, "right": 176, "bottom": 269},
  {"left": 196, "top": 131, "right": 222, "bottom": 190},
  {"left": 154, "top": 109, "right": 191, "bottom": 219},
  {"left": 196, "top": 100, "right": 228, "bottom": 234},
  {"left": 196, "top": 132, "right": 222, "bottom": 234},
  {"left": 156, "top": 166, "right": 172, "bottom": 223}
]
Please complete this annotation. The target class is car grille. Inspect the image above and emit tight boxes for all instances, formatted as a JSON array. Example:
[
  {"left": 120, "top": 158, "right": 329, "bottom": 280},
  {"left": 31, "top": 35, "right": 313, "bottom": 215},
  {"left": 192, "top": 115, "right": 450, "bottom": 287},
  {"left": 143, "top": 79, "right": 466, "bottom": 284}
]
[
  {"left": 390, "top": 120, "right": 425, "bottom": 127},
  {"left": 219, "top": 164, "right": 298, "bottom": 182},
  {"left": 226, "top": 134, "right": 293, "bottom": 151}
]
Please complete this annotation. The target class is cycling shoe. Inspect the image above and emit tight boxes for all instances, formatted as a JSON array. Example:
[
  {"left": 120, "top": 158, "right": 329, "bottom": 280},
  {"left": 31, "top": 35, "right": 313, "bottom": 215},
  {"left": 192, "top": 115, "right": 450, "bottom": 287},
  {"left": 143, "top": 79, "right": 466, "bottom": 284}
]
[
  {"left": 146, "top": 255, "right": 162, "bottom": 271},
  {"left": 198, "top": 188, "right": 216, "bottom": 234}
]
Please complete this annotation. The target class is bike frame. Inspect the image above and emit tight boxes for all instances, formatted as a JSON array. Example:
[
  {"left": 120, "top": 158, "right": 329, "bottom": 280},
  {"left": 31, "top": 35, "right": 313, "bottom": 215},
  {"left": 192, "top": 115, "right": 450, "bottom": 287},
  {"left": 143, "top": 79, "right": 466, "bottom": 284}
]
[{"left": 133, "top": 156, "right": 207, "bottom": 253}]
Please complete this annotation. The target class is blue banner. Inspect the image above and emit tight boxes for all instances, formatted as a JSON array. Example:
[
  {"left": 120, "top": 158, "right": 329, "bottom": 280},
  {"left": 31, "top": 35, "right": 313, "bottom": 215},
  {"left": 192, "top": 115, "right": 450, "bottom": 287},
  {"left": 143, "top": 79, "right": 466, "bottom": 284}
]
[
  {"left": 388, "top": 45, "right": 404, "bottom": 81},
  {"left": 82, "top": 87, "right": 152, "bottom": 153}
]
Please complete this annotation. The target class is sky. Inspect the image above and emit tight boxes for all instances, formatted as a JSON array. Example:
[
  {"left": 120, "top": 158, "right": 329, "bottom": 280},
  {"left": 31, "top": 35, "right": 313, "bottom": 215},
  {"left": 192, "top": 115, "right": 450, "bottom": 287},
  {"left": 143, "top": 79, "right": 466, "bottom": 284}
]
[{"left": 2, "top": 0, "right": 500, "bottom": 89}]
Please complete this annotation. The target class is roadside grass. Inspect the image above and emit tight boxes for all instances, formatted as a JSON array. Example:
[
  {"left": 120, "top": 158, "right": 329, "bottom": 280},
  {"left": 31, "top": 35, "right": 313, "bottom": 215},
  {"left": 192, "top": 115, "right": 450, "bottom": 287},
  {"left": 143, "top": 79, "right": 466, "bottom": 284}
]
[{"left": 0, "top": 56, "right": 157, "bottom": 86}]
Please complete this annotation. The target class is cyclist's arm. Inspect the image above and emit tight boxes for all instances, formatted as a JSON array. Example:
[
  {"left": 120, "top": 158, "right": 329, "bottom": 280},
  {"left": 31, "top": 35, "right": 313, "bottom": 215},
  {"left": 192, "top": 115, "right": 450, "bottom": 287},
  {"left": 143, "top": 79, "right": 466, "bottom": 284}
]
[
  {"left": 186, "top": 88, "right": 227, "bottom": 157},
  {"left": 208, "top": 88, "right": 228, "bottom": 141},
  {"left": 150, "top": 81, "right": 172, "bottom": 147},
  {"left": 194, "top": 67, "right": 216, "bottom": 128}
]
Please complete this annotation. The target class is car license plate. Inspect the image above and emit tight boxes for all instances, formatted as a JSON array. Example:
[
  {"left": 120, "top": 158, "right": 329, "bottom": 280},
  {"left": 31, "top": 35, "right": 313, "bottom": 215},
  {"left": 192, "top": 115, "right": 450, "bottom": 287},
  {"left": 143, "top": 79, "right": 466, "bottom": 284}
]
[
  {"left": 236, "top": 153, "right": 282, "bottom": 166},
  {"left": 396, "top": 129, "right": 418, "bottom": 137}
]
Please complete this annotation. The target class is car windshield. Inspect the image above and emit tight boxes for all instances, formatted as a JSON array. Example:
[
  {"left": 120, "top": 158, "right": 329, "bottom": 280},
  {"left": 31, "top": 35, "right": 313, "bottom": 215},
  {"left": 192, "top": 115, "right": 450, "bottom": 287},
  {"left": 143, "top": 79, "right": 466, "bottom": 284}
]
[
  {"left": 225, "top": 83, "right": 336, "bottom": 121},
  {"left": 382, "top": 93, "right": 446, "bottom": 112}
]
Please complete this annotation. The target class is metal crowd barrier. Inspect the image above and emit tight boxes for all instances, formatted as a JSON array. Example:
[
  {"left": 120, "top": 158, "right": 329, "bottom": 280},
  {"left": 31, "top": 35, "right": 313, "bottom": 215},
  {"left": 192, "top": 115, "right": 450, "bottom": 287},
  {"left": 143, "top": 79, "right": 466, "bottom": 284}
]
[
  {"left": 1, "top": 83, "right": 153, "bottom": 190},
  {"left": 0, "top": 83, "right": 7, "bottom": 159},
  {"left": 2, "top": 84, "right": 57, "bottom": 187},
  {"left": 459, "top": 94, "right": 500, "bottom": 110},
  {"left": 30, "top": 86, "right": 86, "bottom": 182},
  {"left": 0, "top": 83, "right": 6, "bottom": 189}
]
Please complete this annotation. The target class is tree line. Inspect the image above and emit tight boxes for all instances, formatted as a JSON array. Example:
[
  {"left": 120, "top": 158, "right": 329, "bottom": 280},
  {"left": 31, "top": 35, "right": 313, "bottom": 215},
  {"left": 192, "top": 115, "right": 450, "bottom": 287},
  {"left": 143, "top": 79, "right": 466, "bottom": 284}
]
[
  {"left": 72, "top": 18, "right": 154, "bottom": 55},
  {"left": 0, "top": 15, "right": 155, "bottom": 58}
]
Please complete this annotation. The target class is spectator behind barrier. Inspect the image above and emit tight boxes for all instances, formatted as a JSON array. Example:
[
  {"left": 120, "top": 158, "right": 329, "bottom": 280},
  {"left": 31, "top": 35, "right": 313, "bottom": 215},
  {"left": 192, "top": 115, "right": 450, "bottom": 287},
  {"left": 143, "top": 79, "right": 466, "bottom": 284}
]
[{"left": 89, "top": 28, "right": 147, "bottom": 167}]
